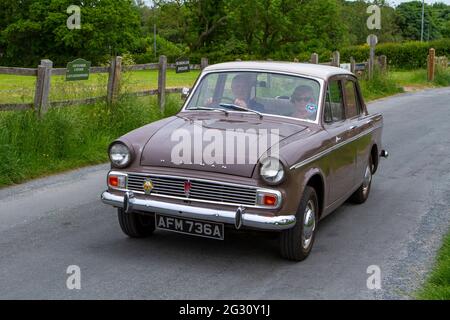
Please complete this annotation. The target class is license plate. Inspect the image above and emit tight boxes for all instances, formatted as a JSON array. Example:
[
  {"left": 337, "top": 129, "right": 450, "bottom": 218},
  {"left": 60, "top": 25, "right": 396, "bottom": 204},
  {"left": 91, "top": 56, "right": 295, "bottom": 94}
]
[{"left": 155, "top": 214, "right": 224, "bottom": 240}]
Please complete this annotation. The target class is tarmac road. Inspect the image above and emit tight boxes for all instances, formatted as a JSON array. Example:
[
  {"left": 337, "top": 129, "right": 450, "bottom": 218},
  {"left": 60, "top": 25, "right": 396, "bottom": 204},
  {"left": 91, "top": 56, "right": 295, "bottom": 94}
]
[{"left": 0, "top": 88, "right": 449, "bottom": 299}]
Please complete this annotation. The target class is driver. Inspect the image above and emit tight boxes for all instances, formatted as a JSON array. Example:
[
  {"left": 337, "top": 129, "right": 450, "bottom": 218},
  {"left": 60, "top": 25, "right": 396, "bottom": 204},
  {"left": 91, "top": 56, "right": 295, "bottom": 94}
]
[{"left": 230, "top": 74, "right": 264, "bottom": 112}]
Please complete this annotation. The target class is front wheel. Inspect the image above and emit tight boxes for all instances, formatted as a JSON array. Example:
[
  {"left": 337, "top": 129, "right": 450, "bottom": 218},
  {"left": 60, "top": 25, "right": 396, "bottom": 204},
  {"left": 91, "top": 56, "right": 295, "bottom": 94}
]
[
  {"left": 117, "top": 209, "right": 155, "bottom": 238},
  {"left": 280, "top": 186, "right": 319, "bottom": 261}
]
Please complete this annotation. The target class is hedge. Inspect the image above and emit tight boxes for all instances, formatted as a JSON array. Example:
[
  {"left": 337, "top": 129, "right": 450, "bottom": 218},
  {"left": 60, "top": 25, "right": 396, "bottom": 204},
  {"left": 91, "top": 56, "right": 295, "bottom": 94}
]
[
  {"left": 340, "top": 39, "right": 450, "bottom": 70},
  {"left": 132, "top": 38, "right": 450, "bottom": 70}
]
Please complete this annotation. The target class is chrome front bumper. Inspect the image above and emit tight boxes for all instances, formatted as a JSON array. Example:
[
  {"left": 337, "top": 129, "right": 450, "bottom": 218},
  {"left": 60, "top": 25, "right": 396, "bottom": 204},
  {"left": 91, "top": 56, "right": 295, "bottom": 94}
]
[{"left": 101, "top": 191, "right": 296, "bottom": 231}]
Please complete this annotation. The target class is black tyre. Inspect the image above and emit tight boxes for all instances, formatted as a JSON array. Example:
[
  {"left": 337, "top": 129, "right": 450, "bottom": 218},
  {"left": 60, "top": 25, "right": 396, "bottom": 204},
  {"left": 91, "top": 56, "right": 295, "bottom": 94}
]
[
  {"left": 350, "top": 156, "right": 373, "bottom": 204},
  {"left": 280, "top": 186, "right": 319, "bottom": 261},
  {"left": 117, "top": 209, "right": 155, "bottom": 238}
]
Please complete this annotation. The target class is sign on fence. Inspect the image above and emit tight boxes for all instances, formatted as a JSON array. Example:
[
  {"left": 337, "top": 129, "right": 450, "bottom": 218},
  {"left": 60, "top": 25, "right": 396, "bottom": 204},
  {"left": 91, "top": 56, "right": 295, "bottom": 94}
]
[
  {"left": 340, "top": 63, "right": 351, "bottom": 71},
  {"left": 175, "top": 58, "right": 190, "bottom": 73},
  {"left": 66, "top": 58, "right": 91, "bottom": 81},
  {"left": 355, "top": 63, "right": 366, "bottom": 72}
]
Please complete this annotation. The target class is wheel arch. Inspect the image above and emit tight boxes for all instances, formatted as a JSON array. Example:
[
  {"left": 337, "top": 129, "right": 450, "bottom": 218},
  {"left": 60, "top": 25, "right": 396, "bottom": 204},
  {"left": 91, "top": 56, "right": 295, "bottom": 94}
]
[{"left": 305, "top": 171, "right": 325, "bottom": 219}]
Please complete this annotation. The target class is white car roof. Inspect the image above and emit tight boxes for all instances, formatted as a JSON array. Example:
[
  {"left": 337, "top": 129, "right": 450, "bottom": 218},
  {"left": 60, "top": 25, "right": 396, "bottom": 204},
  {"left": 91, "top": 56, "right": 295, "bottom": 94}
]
[{"left": 203, "top": 61, "right": 354, "bottom": 80}]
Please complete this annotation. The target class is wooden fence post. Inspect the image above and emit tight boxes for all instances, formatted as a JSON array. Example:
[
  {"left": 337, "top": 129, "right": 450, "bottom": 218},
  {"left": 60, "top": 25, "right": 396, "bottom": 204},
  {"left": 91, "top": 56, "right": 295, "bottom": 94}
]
[
  {"left": 310, "top": 53, "right": 319, "bottom": 64},
  {"left": 34, "top": 59, "right": 53, "bottom": 117},
  {"left": 332, "top": 51, "right": 340, "bottom": 67},
  {"left": 427, "top": 48, "right": 435, "bottom": 82},
  {"left": 201, "top": 57, "right": 209, "bottom": 70},
  {"left": 107, "top": 56, "right": 122, "bottom": 105},
  {"left": 350, "top": 57, "right": 356, "bottom": 73},
  {"left": 158, "top": 55, "right": 167, "bottom": 112}
]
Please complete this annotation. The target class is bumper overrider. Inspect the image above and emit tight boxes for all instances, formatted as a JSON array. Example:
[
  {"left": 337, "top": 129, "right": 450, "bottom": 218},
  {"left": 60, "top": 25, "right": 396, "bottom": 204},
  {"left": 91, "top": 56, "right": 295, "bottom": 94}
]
[{"left": 101, "top": 190, "right": 296, "bottom": 231}]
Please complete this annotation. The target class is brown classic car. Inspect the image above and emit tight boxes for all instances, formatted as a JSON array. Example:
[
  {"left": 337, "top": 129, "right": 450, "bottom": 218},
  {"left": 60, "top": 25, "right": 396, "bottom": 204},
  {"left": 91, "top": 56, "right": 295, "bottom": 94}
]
[{"left": 101, "top": 61, "right": 388, "bottom": 261}]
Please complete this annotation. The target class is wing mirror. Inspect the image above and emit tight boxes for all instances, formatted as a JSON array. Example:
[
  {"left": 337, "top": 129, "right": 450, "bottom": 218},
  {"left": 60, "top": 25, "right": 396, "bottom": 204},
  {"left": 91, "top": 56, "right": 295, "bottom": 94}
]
[{"left": 181, "top": 87, "right": 190, "bottom": 100}]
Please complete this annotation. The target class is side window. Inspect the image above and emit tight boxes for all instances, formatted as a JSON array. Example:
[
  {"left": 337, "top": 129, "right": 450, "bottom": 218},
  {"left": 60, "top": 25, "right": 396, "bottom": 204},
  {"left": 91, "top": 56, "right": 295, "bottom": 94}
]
[
  {"left": 344, "top": 80, "right": 361, "bottom": 118},
  {"left": 324, "top": 80, "right": 345, "bottom": 123}
]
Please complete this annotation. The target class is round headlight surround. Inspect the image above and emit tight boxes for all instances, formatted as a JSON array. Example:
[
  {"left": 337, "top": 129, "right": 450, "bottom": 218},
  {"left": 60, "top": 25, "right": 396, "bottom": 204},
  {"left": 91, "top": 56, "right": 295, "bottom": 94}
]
[
  {"left": 259, "top": 157, "right": 286, "bottom": 185},
  {"left": 109, "top": 141, "right": 132, "bottom": 168}
]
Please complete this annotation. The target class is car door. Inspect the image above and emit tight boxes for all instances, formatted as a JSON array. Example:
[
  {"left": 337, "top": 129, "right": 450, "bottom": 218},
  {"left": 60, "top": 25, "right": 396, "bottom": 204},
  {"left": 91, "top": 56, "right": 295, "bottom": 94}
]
[
  {"left": 323, "top": 77, "right": 356, "bottom": 204},
  {"left": 343, "top": 77, "right": 375, "bottom": 184}
]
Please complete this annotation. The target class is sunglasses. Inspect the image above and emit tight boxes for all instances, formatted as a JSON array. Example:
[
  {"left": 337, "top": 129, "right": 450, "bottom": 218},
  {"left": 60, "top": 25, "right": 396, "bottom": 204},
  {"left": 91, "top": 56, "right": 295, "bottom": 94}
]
[{"left": 293, "top": 96, "right": 314, "bottom": 102}]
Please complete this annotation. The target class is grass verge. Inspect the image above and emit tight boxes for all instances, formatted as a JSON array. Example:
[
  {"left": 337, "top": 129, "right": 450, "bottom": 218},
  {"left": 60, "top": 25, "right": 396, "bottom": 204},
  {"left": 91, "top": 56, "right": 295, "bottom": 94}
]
[
  {"left": 0, "top": 95, "right": 181, "bottom": 188},
  {"left": 0, "top": 69, "right": 200, "bottom": 104},
  {"left": 390, "top": 67, "right": 450, "bottom": 91},
  {"left": 360, "top": 68, "right": 404, "bottom": 101},
  {"left": 417, "top": 231, "right": 450, "bottom": 300}
]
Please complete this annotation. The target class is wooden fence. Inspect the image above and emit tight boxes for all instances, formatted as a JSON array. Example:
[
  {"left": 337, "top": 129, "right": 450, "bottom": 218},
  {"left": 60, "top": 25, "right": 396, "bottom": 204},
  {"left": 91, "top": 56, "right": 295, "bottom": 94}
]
[
  {"left": 0, "top": 55, "right": 209, "bottom": 116},
  {"left": 427, "top": 48, "right": 449, "bottom": 81},
  {"left": 307, "top": 51, "right": 387, "bottom": 76},
  {"left": 0, "top": 51, "right": 397, "bottom": 115}
]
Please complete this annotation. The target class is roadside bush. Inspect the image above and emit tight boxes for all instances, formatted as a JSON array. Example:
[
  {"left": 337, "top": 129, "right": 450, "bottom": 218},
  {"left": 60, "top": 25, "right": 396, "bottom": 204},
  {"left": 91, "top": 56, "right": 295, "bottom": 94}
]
[
  {"left": 433, "top": 65, "right": 450, "bottom": 86},
  {"left": 0, "top": 95, "right": 182, "bottom": 187},
  {"left": 359, "top": 66, "right": 404, "bottom": 101},
  {"left": 340, "top": 39, "right": 450, "bottom": 69}
]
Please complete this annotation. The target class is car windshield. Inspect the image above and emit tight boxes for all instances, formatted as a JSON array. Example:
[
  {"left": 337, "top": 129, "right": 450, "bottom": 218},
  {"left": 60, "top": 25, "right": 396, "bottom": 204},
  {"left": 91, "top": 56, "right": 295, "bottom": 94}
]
[{"left": 185, "top": 71, "right": 321, "bottom": 121}]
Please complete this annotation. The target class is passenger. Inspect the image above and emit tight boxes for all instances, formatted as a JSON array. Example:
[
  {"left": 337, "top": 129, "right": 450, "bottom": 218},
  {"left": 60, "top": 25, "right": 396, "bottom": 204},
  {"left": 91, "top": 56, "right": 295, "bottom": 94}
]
[{"left": 290, "top": 85, "right": 318, "bottom": 120}]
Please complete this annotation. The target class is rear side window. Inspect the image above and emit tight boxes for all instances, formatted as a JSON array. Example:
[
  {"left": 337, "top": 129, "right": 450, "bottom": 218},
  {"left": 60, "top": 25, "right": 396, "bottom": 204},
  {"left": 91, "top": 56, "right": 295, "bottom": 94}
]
[
  {"left": 324, "top": 80, "right": 345, "bottom": 122},
  {"left": 344, "top": 80, "right": 361, "bottom": 118}
]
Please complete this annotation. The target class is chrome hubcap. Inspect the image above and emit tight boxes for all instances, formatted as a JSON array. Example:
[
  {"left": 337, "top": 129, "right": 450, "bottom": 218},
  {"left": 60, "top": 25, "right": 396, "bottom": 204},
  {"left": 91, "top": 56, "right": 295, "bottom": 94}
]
[
  {"left": 362, "top": 164, "right": 372, "bottom": 196},
  {"left": 302, "top": 200, "right": 316, "bottom": 250}
]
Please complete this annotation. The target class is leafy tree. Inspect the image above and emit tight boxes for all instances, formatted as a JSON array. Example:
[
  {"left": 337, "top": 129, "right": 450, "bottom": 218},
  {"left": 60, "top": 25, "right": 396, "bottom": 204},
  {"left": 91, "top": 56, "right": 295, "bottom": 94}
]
[
  {"left": 0, "top": 0, "right": 143, "bottom": 66},
  {"left": 342, "top": 0, "right": 401, "bottom": 45},
  {"left": 395, "top": 1, "right": 441, "bottom": 41}
]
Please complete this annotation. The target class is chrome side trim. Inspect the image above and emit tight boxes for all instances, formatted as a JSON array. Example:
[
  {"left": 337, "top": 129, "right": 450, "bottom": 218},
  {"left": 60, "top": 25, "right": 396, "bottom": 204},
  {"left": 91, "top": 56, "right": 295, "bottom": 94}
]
[
  {"left": 290, "top": 126, "right": 379, "bottom": 170},
  {"left": 101, "top": 191, "right": 296, "bottom": 231}
]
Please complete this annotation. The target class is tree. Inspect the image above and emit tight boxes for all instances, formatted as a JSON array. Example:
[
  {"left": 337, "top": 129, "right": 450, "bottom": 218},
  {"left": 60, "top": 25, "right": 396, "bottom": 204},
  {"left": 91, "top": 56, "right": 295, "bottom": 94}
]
[
  {"left": 0, "top": 0, "right": 143, "bottom": 66},
  {"left": 395, "top": 1, "right": 442, "bottom": 41},
  {"left": 342, "top": 0, "right": 402, "bottom": 45}
]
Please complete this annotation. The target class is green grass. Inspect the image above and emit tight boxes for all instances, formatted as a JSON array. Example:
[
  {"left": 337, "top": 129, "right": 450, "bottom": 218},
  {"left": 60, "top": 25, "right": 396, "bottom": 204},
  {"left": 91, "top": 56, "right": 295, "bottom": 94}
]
[
  {"left": 360, "top": 67, "right": 450, "bottom": 102},
  {"left": 0, "top": 69, "right": 200, "bottom": 104},
  {"left": 417, "top": 231, "right": 450, "bottom": 300},
  {"left": 0, "top": 95, "right": 182, "bottom": 188},
  {"left": 390, "top": 67, "right": 450, "bottom": 89},
  {"left": 1, "top": 67, "right": 448, "bottom": 104},
  {"left": 391, "top": 69, "right": 430, "bottom": 87},
  {"left": 360, "top": 68, "right": 404, "bottom": 101}
]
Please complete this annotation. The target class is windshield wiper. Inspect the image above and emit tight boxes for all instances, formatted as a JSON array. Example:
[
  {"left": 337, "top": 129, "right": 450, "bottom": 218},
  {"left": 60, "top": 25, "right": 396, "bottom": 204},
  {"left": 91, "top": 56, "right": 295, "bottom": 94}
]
[
  {"left": 188, "top": 107, "right": 229, "bottom": 116},
  {"left": 219, "top": 103, "right": 263, "bottom": 119}
]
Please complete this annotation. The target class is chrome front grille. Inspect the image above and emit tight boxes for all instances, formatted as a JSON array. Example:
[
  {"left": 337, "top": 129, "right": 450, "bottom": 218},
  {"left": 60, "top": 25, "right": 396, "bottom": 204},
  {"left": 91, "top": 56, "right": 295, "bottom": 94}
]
[{"left": 126, "top": 174, "right": 257, "bottom": 206}]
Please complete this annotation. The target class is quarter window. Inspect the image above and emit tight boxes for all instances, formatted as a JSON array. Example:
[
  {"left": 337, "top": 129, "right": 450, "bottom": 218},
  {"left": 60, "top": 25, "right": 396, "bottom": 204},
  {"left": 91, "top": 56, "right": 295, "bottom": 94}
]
[
  {"left": 344, "top": 80, "right": 361, "bottom": 118},
  {"left": 324, "top": 80, "right": 345, "bottom": 122}
]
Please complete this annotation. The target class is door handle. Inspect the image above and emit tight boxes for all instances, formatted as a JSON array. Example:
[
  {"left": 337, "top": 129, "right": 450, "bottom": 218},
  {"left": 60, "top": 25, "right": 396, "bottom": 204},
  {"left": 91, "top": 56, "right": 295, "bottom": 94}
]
[{"left": 348, "top": 125, "right": 358, "bottom": 131}]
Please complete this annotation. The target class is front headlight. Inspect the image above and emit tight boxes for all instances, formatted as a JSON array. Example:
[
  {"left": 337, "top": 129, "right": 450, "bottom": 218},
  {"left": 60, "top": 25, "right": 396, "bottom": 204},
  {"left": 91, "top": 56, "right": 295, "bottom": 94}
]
[
  {"left": 109, "top": 142, "right": 131, "bottom": 168},
  {"left": 260, "top": 157, "right": 285, "bottom": 185}
]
